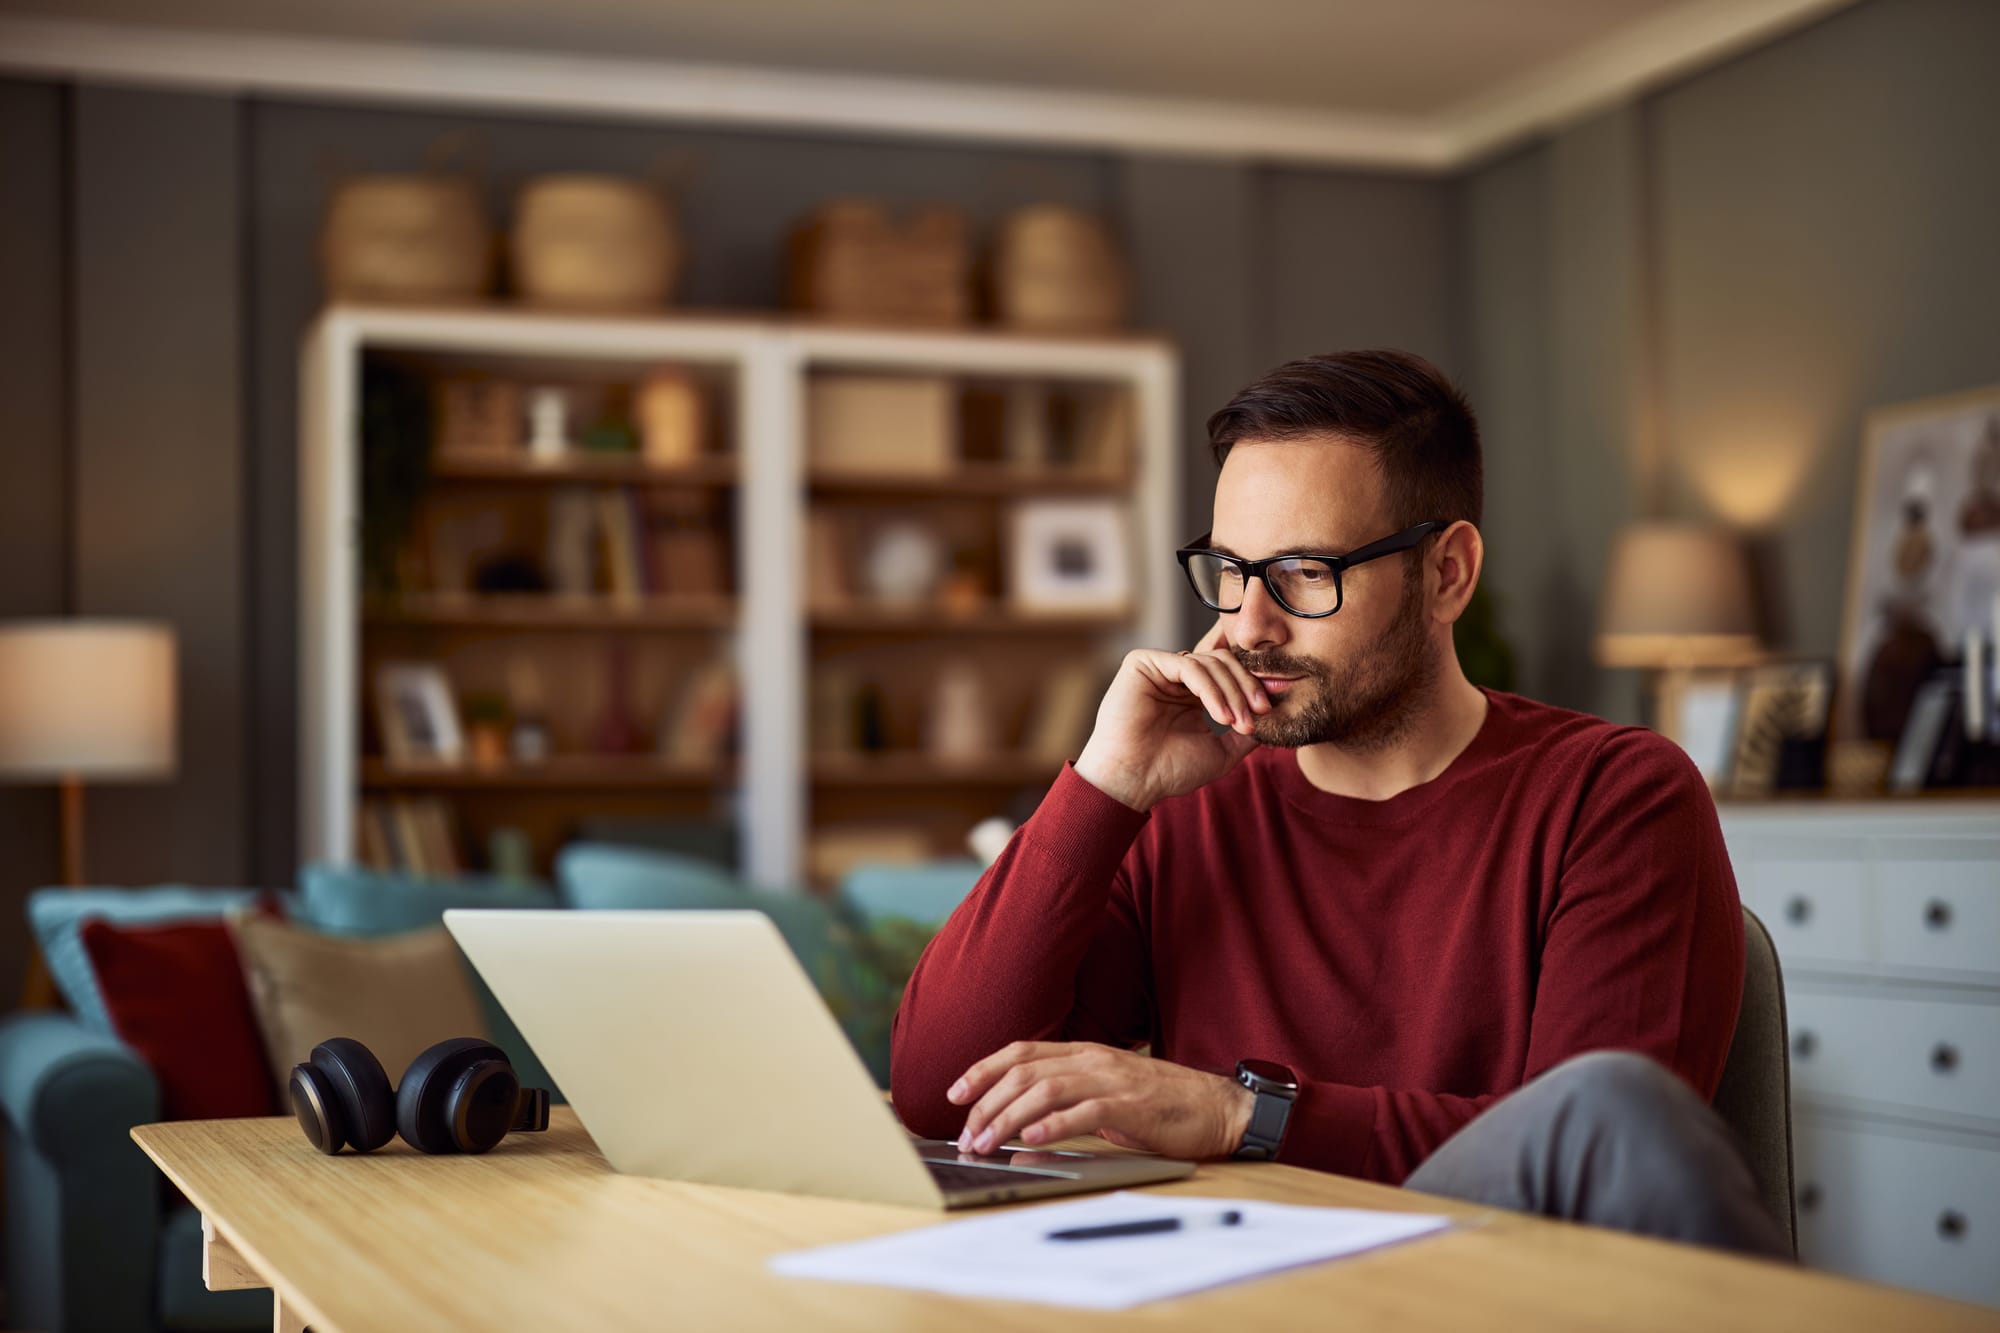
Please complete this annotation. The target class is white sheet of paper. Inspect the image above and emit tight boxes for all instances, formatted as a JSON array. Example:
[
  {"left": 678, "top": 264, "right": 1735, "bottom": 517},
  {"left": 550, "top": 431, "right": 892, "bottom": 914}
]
[{"left": 769, "top": 1190, "right": 1452, "bottom": 1310}]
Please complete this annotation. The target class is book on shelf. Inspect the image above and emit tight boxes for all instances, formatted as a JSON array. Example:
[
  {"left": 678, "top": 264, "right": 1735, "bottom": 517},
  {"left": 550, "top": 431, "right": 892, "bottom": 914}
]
[
  {"left": 662, "top": 660, "right": 740, "bottom": 764},
  {"left": 596, "top": 489, "right": 648, "bottom": 603},
  {"left": 642, "top": 492, "right": 728, "bottom": 600},
  {"left": 359, "top": 797, "right": 463, "bottom": 878}
]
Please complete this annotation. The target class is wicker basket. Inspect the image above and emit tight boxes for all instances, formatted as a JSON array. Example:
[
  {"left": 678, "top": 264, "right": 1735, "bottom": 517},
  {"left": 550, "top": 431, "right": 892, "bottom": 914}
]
[
  {"left": 990, "top": 206, "right": 1128, "bottom": 333},
  {"left": 510, "top": 174, "right": 681, "bottom": 311},
  {"left": 321, "top": 173, "right": 492, "bottom": 304},
  {"left": 787, "top": 200, "right": 972, "bottom": 326}
]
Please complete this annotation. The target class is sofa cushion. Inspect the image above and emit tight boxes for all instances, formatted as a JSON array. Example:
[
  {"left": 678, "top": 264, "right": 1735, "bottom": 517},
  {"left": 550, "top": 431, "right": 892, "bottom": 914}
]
[
  {"left": 295, "top": 863, "right": 562, "bottom": 1100},
  {"left": 838, "top": 860, "right": 983, "bottom": 929},
  {"left": 79, "top": 918, "right": 278, "bottom": 1120},
  {"left": 231, "top": 913, "right": 489, "bottom": 1103},
  {"left": 296, "top": 863, "right": 558, "bottom": 937},
  {"left": 28, "top": 886, "right": 262, "bottom": 1035},
  {"left": 554, "top": 843, "right": 742, "bottom": 912}
]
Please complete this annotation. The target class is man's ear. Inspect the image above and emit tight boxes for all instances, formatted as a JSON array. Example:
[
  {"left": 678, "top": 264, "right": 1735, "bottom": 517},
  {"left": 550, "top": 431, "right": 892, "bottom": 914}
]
[{"left": 1430, "top": 521, "right": 1484, "bottom": 626}]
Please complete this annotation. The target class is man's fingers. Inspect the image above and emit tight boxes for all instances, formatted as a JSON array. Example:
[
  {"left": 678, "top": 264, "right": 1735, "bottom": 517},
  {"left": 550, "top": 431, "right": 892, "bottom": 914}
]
[
  {"left": 1174, "top": 654, "right": 1258, "bottom": 732},
  {"left": 1201, "top": 650, "right": 1271, "bottom": 716},
  {"left": 949, "top": 1041, "right": 1068, "bottom": 1106},
  {"left": 970, "top": 1078, "right": 1100, "bottom": 1155},
  {"left": 1020, "top": 1098, "right": 1123, "bottom": 1148},
  {"left": 960, "top": 1056, "right": 1075, "bottom": 1149}
]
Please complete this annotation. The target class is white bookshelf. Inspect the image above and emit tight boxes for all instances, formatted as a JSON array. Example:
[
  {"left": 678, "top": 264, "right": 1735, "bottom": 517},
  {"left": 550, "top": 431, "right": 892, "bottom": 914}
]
[{"left": 299, "top": 304, "right": 1180, "bottom": 888}]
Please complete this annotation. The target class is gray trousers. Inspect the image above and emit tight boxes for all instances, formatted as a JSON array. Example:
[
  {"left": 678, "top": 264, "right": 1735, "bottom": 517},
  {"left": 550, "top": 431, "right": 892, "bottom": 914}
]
[{"left": 1402, "top": 1051, "right": 1793, "bottom": 1259}]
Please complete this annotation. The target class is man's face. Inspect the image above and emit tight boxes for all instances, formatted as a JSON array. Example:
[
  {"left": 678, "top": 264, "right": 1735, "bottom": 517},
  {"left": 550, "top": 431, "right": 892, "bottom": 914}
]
[{"left": 1207, "top": 437, "right": 1438, "bottom": 751}]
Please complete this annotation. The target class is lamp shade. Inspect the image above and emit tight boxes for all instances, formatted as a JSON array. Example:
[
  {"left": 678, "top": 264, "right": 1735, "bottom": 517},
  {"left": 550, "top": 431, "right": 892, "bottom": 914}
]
[
  {"left": 0, "top": 620, "right": 178, "bottom": 779},
  {"left": 1596, "top": 523, "right": 1760, "bottom": 669}
]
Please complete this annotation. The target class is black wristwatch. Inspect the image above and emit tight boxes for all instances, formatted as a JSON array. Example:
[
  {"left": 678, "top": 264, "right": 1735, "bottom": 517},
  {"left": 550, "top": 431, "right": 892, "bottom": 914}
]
[{"left": 1232, "top": 1059, "right": 1299, "bottom": 1160}]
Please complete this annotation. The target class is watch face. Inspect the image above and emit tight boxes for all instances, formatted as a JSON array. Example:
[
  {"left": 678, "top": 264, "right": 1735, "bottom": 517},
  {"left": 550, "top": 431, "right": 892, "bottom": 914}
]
[{"left": 1237, "top": 1059, "right": 1299, "bottom": 1093}]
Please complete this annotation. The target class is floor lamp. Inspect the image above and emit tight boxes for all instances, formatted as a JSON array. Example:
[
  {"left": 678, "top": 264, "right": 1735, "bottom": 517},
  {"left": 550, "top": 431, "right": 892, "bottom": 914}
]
[{"left": 0, "top": 620, "right": 178, "bottom": 1009}]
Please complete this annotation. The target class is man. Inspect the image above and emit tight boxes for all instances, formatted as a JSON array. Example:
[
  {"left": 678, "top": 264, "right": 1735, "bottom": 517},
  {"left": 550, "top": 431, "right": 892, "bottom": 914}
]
[{"left": 891, "top": 350, "right": 1788, "bottom": 1257}]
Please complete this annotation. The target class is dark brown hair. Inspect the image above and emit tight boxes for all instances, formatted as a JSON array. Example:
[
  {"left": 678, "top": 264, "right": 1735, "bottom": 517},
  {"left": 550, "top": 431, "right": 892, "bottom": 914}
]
[{"left": 1205, "top": 349, "right": 1482, "bottom": 530}]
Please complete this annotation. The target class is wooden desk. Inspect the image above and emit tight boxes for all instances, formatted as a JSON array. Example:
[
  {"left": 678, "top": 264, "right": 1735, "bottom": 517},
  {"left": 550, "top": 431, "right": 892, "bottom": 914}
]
[{"left": 133, "top": 1110, "right": 1992, "bottom": 1332}]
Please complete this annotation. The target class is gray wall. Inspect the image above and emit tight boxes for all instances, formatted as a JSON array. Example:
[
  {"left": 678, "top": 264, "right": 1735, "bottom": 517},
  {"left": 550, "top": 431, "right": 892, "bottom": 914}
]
[
  {"left": 0, "top": 80, "right": 1458, "bottom": 995},
  {"left": 4, "top": 0, "right": 1994, "bottom": 1000},
  {"left": 1459, "top": 0, "right": 2000, "bottom": 719}
]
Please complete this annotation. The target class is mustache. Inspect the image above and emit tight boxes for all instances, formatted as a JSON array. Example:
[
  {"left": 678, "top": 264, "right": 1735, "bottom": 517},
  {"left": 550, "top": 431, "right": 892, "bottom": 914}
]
[{"left": 1233, "top": 649, "right": 1325, "bottom": 678}]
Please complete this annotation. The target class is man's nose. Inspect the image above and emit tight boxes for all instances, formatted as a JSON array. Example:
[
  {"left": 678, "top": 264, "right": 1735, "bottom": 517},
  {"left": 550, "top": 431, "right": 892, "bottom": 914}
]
[{"left": 1229, "top": 577, "right": 1290, "bottom": 652}]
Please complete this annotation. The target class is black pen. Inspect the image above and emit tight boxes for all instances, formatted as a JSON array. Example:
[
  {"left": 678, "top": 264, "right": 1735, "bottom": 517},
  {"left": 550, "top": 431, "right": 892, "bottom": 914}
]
[{"left": 1047, "top": 1209, "right": 1244, "bottom": 1242}]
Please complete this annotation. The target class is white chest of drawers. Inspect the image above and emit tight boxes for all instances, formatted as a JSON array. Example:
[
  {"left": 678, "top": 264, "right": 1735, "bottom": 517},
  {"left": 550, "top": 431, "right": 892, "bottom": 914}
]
[{"left": 1720, "top": 801, "right": 2000, "bottom": 1309}]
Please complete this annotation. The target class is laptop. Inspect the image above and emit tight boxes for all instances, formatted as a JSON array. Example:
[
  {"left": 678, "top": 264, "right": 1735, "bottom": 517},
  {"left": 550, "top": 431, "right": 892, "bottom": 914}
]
[{"left": 442, "top": 909, "right": 1196, "bottom": 1208}]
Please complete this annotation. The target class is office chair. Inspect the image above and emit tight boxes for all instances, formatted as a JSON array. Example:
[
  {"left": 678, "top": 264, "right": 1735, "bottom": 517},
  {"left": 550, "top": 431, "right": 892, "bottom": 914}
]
[{"left": 1709, "top": 905, "right": 1797, "bottom": 1256}]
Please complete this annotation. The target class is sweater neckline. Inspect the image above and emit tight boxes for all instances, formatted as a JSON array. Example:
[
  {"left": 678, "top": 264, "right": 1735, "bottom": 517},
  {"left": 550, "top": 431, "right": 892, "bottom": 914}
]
[{"left": 1267, "top": 687, "right": 1510, "bottom": 827}]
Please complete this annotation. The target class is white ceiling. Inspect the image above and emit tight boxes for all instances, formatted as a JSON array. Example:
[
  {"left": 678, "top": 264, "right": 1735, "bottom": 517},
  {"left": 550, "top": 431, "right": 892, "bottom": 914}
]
[
  {"left": 0, "top": 0, "right": 1856, "bottom": 168},
  {"left": 0, "top": 0, "right": 1696, "bottom": 117}
]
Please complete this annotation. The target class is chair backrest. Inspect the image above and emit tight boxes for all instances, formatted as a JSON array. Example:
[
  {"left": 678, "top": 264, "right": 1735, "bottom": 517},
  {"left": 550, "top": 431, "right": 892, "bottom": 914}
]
[{"left": 1709, "top": 905, "right": 1796, "bottom": 1256}]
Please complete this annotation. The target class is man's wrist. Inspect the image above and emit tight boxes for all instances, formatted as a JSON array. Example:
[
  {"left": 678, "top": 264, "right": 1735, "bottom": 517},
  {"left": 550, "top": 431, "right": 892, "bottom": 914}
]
[
  {"left": 1073, "top": 748, "right": 1157, "bottom": 813},
  {"left": 1222, "top": 1079, "right": 1255, "bottom": 1157}
]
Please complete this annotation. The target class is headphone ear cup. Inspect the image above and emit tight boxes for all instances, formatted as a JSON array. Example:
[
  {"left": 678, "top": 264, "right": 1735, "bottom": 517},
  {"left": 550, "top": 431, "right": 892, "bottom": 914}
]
[
  {"left": 288, "top": 1062, "right": 347, "bottom": 1154},
  {"left": 396, "top": 1037, "right": 509, "bottom": 1155},
  {"left": 446, "top": 1059, "right": 522, "bottom": 1154},
  {"left": 303, "top": 1038, "right": 396, "bottom": 1153}
]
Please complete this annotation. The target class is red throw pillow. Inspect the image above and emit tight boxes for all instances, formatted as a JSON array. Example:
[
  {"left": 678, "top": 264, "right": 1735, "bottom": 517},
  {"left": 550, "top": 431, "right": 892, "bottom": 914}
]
[{"left": 79, "top": 917, "right": 279, "bottom": 1121}]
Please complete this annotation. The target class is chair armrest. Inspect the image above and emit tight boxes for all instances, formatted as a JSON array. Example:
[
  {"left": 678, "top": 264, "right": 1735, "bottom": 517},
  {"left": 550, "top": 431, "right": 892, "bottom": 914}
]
[{"left": 0, "top": 1009, "right": 160, "bottom": 1161}]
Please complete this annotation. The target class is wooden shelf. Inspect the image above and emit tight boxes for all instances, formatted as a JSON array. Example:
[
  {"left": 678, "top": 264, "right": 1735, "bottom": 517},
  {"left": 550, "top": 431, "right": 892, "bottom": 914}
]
[
  {"left": 365, "top": 595, "right": 737, "bottom": 631},
  {"left": 810, "top": 605, "right": 1128, "bottom": 635},
  {"left": 361, "top": 756, "right": 730, "bottom": 790},
  {"left": 810, "top": 753, "right": 1061, "bottom": 787},
  {"left": 430, "top": 454, "right": 737, "bottom": 486},
  {"left": 806, "top": 464, "right": 1128, "bottom": 499}
]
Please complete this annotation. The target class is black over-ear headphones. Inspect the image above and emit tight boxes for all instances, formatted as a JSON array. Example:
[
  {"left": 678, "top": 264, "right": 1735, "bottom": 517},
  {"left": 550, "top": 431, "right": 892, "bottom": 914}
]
[{"left": 289, "top": 1036, "right": 552, "bottom": 1156}]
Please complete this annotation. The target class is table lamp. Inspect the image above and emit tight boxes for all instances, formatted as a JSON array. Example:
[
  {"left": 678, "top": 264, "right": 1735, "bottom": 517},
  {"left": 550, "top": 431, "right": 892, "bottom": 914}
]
[
  {"left": 0, "top": 619, "right": 178, "bottom": 1006},
  {"left": 1596, "top": 523, "right": 1761, "bottom": 733}
]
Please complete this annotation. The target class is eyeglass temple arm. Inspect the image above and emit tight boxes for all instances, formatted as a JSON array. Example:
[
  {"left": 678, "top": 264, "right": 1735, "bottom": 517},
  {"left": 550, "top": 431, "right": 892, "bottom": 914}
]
[{"left": 1341, "top": 521, "right": 1443, "bottom": 567}]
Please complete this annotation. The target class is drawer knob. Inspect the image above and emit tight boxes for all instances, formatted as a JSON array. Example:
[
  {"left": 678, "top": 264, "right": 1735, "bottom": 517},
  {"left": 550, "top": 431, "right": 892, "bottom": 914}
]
[
  {"left": 1930, "top": 1043, "right": 1960, "bottom": 1074},
  {"left": 1924, "top": 899, "right": 1953, "bottom": 930},
  {"left": 1938, "top": 1210, "right": 1967, "bottom": 1241},
  {"left": 1798, "top": 1183, "right": 1822, "bottom": 1212},
  {"left": 1785, "top": 896, "right": 1811, "bottom": 926},
  {"left": 1792, "top": 1031, "right": 1818, "bottom": 1059}
]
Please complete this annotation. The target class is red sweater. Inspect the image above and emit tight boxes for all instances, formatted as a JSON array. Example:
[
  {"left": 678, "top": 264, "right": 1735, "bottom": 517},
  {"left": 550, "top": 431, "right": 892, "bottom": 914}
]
[{"left": 890, "top": 689, "right": 1745, "bottom": 1184}]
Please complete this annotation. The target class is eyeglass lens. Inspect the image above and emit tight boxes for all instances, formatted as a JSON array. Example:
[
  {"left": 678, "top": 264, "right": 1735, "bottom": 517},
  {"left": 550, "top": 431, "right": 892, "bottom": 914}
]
[{"left": 1184, "top": 553, "right": 1341, "bottom": 615}]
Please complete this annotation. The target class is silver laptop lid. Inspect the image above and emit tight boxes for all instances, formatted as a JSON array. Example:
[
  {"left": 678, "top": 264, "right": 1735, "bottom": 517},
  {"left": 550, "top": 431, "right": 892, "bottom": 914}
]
[{"left": 444, "top": 909, "right": 945, "bottom": 1208}]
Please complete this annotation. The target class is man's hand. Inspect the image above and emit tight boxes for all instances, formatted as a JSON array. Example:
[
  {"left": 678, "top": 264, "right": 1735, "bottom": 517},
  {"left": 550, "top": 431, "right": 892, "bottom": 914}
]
[
  {"left": 945, "top": 1041, "right": 1254, "bottom": 1161},
  {"left": 1073, "top": 619, "right": 1267, "bottom": 812}
]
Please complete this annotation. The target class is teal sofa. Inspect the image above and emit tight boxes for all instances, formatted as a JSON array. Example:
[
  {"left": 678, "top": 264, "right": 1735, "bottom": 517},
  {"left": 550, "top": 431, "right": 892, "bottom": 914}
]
[{"left": 0, "top": 849, "right": 965, "bottom": 1332}]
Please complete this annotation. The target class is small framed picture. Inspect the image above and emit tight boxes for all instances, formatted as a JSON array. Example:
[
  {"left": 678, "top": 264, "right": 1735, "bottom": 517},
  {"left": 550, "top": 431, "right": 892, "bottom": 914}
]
[
  {"left": 1658, "top": 671, "right": 1742, "bottom": 791},
  {"left": 1728, "top": 660, "right": 1834, "bottom": 799},
  {"left": 1889, "top": 674, "right": 1961, "bottom": 793},
  {"left": 375, "top": 662, "right": 465, "bottom": 767},
  {"left": 1008, "top": 499, "right": 1132, "bottom": 614}
]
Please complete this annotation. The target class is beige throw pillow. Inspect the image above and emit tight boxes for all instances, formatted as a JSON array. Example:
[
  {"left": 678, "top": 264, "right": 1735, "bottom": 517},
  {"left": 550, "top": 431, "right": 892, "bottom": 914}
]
[{"left": 232, "top": 913, "right": 488, "bottom": 1103}]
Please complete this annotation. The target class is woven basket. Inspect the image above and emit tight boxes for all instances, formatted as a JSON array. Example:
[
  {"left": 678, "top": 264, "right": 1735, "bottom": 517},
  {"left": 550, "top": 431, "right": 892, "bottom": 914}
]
[
  {"left": 321, "top": 173, "right": 492, "bottom": 304},
  {"left": 787, "top": 199, "right": 972, "bottom": 326},
  {"left": 990, "top": 206, "right": 1128, "bottom": 333},
  {"left": 510, "top": 174, "right": 681, "bottom": 311}
]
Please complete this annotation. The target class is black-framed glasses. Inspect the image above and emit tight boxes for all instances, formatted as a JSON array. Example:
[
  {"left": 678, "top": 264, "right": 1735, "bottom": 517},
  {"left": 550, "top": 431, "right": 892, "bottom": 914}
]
[{"left": 1175, "top": 522, "right": 1442, "bottom": 618}]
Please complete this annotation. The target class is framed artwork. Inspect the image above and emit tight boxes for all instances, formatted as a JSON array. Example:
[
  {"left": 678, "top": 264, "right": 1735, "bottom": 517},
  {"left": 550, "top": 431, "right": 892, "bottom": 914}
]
[
  {"left": 1727, "top": 660, "right": 1834, "bottom": 799},
  {"left": 1837, "top": 386, "right": 2000, "bottom": 745},
  {"left": 1657, "top": 670, "right": 1742, "bottom": 791},
  {"left": 375, "top": 662, "right": 465, "bottom": 767},
  {"left": 1008, "top": 499, "right": 1132, "bottom": 614}
]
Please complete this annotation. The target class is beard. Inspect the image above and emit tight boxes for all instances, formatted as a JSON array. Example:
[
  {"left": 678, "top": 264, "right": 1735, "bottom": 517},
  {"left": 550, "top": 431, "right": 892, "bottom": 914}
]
[{"left": 1235, "top": 559, "right": 1438, "bottom": 752}]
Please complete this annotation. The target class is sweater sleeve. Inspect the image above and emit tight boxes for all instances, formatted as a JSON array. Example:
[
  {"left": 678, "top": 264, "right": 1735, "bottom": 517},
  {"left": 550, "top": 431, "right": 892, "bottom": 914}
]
[
  {"left": 890, "top": 764, "right": 1155, "bottom": 1141},
  {"left": 1272, "top": 729, "right": 1746, "bottom": 1184}
]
